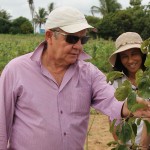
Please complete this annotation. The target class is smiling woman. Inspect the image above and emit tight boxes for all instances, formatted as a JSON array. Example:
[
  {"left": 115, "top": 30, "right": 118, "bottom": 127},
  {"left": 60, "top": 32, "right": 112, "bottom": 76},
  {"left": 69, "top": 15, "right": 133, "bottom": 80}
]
[
  {"left": 108, "top": 32, "right": 149, "bottom": 149},
  {"left": 119, "top": 48, "right": 144, "bottom": 86},
  {"left": 109, "top": 32, "right": 146, "bottom": 84}
]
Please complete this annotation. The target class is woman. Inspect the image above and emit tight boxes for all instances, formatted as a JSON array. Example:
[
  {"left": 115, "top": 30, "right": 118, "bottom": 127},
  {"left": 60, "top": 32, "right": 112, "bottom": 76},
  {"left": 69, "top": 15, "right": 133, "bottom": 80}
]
[{"left": 109, "top": 32, "right": 149, "bottom": 150}]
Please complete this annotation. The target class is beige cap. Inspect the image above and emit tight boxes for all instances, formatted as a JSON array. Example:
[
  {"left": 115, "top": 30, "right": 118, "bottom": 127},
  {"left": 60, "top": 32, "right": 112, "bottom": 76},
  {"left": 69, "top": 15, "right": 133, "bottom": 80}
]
[
  {"left": 109, "top": 32, "right": 143, "bottom": 66},
  {"left": 45, "top": 6, "right": 93, "bottom": 33}
]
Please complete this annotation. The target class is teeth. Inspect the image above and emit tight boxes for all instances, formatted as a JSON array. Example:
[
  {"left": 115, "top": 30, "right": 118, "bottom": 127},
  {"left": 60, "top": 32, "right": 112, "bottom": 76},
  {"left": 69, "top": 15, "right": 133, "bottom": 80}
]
[{"left": 129, "top": 64, "right": 136, "bottom": 68}]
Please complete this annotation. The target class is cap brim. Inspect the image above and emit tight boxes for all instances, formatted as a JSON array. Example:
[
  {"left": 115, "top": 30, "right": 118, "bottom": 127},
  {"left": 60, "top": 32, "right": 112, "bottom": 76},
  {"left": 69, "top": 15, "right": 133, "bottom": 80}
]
[
  {"left": 109, "top": 44, "right": 141, "bottom": 66},
  {"left": 60, "top": 23, "right": 93, "bottom": 33}
]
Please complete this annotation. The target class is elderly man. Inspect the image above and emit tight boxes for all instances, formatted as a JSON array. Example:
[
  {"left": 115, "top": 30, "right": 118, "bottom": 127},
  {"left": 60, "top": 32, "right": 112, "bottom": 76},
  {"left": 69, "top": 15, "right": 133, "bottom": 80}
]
[{"left": 0, "top": 6, "right": 150, "bottom": 150}]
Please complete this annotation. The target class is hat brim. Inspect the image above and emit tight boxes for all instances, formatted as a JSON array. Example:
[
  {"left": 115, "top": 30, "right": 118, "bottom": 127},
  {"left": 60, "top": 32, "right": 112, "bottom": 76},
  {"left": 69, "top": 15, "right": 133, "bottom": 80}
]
[
  {"left": 109, "top": 43, "right": 141, "bottom": 66},
  {"left": 60, "top": 22, "right": 93, "bottom": 33}
]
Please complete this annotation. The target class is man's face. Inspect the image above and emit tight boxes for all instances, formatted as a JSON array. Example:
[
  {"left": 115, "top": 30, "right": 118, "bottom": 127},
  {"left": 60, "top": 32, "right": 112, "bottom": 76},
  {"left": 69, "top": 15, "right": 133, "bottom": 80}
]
[{"left": 46, "top": 29, "right": 87, "bottom": 66}]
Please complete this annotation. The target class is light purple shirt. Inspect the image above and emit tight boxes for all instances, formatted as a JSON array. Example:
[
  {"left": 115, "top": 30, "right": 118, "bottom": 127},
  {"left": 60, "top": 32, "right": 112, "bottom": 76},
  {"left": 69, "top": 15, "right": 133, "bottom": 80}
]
[{"left": 0, "top": 41, "right": 123, "bottom": 150}]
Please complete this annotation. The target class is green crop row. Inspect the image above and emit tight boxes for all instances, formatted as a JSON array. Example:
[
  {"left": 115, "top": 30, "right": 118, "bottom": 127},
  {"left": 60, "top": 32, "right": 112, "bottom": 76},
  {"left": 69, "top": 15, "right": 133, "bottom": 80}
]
[{"left": 0, "top": 34, "right": 115, "bottom": 73}]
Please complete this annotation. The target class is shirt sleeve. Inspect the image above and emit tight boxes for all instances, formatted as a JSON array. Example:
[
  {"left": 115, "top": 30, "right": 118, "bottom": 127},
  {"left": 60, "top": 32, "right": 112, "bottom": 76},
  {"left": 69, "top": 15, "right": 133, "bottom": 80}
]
[
  {"left": 0, "top": 65, "right": 16, "bottom": 149},
  {"left": 90, "top": 65, "right": 124, "bottom": 121}
]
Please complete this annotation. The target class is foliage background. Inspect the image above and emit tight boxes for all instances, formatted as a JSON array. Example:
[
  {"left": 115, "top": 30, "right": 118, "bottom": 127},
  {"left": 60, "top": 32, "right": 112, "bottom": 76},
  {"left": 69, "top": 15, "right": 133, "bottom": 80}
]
[{"left": 0, "top": 34, "right": 115, "bottom": 74}]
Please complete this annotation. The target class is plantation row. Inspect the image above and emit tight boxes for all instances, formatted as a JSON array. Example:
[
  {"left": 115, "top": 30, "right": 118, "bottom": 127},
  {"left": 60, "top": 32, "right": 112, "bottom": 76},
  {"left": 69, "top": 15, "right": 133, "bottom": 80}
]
[{"left": 0, "top": 34, "right": 115, "bottom": 73}]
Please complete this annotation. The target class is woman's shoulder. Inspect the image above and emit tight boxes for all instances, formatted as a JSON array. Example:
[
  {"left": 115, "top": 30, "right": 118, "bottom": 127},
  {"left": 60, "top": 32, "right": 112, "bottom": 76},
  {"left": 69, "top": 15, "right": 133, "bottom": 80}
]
[{"left": 113, "top": 74, "right": 127, "bottom": 89}]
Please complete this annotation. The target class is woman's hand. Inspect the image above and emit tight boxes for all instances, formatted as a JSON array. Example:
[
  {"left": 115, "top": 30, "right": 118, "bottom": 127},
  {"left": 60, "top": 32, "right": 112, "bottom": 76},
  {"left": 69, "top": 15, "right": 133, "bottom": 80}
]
[{"left": 122, "top": 97, "right": 150, "bottom": 118}]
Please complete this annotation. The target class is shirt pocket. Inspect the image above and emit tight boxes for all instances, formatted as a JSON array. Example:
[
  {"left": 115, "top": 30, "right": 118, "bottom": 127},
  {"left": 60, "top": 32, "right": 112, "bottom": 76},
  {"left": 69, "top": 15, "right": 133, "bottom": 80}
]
[{"left": 71, "top": 87, "right": 91, "bottom": 115}]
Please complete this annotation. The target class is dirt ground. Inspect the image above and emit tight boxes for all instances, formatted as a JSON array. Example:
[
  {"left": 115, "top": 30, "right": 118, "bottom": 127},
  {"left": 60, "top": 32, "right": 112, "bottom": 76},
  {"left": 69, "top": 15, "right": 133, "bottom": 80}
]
[{"left": 84, "top": 113, "right": 114, "bottom": 150}]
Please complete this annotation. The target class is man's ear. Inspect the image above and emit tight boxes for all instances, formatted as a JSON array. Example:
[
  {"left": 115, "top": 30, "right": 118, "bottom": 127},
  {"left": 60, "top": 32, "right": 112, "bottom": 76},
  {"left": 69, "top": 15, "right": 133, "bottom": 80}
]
[{"left": 45, "top": 30, "right": 53, "bottom": 41}]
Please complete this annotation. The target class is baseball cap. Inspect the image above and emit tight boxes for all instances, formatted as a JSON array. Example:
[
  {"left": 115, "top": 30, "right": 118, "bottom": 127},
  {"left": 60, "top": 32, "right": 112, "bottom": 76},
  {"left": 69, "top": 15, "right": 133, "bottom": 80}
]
[
  {"left": 109, "top": 32, "right": 143, "bottom": 66},
  {"left": 45, "top": 6, "right": 93, "bottom": 33}
]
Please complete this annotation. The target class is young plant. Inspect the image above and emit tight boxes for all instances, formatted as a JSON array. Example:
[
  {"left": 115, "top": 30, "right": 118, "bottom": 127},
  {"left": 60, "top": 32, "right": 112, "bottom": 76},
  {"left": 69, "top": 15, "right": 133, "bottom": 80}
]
[{"left": 107, "top": 38, "right": 150, "bottom": 150}]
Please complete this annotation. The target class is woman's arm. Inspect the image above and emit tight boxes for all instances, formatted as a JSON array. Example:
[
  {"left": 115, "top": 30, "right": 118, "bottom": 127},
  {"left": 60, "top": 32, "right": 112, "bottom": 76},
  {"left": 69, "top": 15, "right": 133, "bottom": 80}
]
[{"left": 140, "top": 118, "right": 150, "bottom": 150}]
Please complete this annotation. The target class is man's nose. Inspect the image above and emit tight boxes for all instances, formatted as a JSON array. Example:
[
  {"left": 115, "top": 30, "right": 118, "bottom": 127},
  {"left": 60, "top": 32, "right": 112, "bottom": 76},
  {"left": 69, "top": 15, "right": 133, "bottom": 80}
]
[{"left": 72, "top": 39, "right": 82, "bottom": 49}]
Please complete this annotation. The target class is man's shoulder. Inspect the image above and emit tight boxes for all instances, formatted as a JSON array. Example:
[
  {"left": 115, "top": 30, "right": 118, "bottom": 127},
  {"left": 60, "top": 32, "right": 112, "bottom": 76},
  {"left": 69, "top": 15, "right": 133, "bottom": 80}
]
[
  {"left": 8, "top": 52, "right": 33, "bottom": 65},
  {"left": 3, "top": 52, "right": 33, "bottom": 72}
]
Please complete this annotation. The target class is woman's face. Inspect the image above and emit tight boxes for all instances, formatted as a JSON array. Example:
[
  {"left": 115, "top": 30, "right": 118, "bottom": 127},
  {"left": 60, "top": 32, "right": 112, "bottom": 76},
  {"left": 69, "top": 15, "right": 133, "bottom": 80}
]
[{"left": 119, "top": 48, "right": 143, "bottom": 75}]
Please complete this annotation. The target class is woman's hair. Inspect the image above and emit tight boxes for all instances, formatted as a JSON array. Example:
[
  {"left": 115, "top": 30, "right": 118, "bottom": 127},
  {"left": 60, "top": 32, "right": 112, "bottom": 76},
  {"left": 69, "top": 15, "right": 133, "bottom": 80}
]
[{"left": 113, "top": 49, "right": 147, "bottom": 76}]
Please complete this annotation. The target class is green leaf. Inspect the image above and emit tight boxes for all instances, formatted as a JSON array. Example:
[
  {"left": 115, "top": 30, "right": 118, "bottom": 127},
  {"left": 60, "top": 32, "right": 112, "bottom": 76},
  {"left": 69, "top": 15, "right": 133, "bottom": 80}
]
[
  {"left": 143, "top": 120, "right": 150, "bottom": 135},
  {"left": 144, "top": 54, "right": 150, "bottom": 67},
  {"left": 130, "top": 145, "right": 139, "bottom": 150},
  {"left": 131, "top": 123, "right": 137, "bottom": 145},
  {"left": 127, "top": 117, "right": 136, "bottom": 124},
  {"left": 115, "top": 80, "right": 132, "bottom": 101},
  {"left": 116, "top": 144, "right": 128, "bottom": 150},
  {"left": 137, "top": 71, "right": 150, "bottom": 99},
  {"left": 118, "top": 122, "right": 132, "bottom": 144},
  {"left": 110, "top": 119, "right": 117, "bottom": 133},
  {"left": 141, "top": 38, "right": 150, "bottom": 54},
  {"left": 130, "top": 103, "right": 146, "bottom": 113},
  {"left": 115, "top": 86, "right": 128, "bottom": 101},
  {"left": 136, "top": 118, "right": 142, "bottom": 126},
  {"left": 131, "top": 123, "right": 137, "bottom": 137},
  {"left": 135, "top": 69, "right": 143, "bottom": 85},
  {"left": 127, "top": 91, "right": 137, "bottom": 111},
  {"left": 107, "top": 141, "right": 118, "bottom": 146},
  {"left": 107, "top": 71, "right": 124, "bottom": 84},
  {"left": 111, "top": 148, "right": 116, "bottom": 150},
  {"left": 116, "top": 124, "right": 121, "bottom": 137},
  {"left": 122, "top": 80, "right": 132, "bottom": 88}
]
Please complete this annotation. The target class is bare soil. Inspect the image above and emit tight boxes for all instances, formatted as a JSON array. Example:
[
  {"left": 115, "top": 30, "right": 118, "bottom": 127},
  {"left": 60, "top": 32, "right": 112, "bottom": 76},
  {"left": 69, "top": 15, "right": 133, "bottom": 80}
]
[{"left": 84, "top": 113, "right": 114, "bottom": 150}]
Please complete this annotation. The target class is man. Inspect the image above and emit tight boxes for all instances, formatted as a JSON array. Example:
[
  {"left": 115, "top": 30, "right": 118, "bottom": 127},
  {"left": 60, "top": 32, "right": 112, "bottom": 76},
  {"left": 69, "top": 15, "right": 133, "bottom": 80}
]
[{"left": 0, "top": 6, "right": 150, "bottom": 150}]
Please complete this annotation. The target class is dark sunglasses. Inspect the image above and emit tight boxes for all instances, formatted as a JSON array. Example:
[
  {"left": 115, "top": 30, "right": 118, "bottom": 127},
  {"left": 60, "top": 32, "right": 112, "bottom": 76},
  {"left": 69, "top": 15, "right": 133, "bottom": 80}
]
[{"left": 53, "top": 31, "right": 89, "bottom": 44}]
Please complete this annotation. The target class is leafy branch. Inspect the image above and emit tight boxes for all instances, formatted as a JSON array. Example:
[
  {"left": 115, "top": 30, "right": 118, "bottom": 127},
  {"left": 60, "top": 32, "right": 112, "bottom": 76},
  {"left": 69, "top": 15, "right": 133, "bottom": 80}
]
[{"left": 106, "top": 38, "right": 150, "bottom": 150}]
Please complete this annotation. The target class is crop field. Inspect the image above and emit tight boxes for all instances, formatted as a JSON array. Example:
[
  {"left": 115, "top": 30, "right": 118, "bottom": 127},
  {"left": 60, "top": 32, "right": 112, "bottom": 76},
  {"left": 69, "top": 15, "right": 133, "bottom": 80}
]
[{"left": 0, "top": 34, "right": 115, "bottom": 73}]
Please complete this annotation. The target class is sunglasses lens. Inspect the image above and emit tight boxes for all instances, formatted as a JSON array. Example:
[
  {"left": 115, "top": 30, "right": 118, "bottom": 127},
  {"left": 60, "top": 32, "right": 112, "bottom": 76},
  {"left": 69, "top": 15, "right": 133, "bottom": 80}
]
[
  {"left": 66, "top": 35, "right": 89, "bottom": 44},
  {"left": 66, "top": 35, "right": 79, "bottom": 44},
  {"left": 81, "top": 36, "right": 89, "bottom": 44}
]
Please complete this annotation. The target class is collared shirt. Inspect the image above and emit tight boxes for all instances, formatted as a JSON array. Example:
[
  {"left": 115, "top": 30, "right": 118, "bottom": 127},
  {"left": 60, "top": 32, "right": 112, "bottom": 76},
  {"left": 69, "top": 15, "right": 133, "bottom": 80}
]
[{"left": 0, "top": 41, "right": 123, "bottom": 150}]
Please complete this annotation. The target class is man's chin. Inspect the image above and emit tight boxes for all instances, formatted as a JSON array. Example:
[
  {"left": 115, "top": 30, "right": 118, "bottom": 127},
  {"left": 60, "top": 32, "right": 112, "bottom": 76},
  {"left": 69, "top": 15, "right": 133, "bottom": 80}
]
[{"left": 68, "top": 59, "right": 78, "bottom": 65}]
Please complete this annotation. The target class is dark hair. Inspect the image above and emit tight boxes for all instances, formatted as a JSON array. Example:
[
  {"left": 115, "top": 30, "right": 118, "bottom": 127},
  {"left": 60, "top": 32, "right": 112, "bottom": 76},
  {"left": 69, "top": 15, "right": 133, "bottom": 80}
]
[
  {"left": 43, "top": 40, "right": 48, "bottom": 50},
  {"left": 113, "top": 50, "right": 147, "bottom": 77}
]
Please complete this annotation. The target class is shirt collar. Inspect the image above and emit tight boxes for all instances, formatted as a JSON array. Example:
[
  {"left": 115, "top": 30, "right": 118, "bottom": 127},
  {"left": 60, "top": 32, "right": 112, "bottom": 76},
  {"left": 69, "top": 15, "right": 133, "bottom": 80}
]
[{"left": 30, "top": 41, "right": 92, "bottom": 63}]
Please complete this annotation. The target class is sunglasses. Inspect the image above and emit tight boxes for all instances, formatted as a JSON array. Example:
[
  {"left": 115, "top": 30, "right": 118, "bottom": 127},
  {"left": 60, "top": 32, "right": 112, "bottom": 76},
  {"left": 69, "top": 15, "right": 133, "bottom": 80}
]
[{"left": 53, "top": 31, "right": 89, "bottom": 44}]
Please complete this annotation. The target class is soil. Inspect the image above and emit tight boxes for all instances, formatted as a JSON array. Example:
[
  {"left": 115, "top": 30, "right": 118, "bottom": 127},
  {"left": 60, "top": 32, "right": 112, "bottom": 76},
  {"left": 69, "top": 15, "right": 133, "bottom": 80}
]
[{"left": 85, "top": 113, "right": 114, "bottom": 150}]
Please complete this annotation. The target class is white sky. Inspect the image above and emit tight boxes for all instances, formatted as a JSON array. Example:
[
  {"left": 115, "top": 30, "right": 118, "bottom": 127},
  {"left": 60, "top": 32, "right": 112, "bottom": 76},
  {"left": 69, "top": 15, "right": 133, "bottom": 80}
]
[{"left": 0, "top": 0, "right": 149, "bottom": 20}]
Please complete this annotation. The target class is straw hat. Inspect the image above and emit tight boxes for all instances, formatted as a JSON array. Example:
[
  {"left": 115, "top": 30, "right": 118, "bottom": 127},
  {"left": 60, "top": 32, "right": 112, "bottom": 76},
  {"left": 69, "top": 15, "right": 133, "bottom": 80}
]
[{"left": 109, "top": 32, "right": 143, "bottom": 66}]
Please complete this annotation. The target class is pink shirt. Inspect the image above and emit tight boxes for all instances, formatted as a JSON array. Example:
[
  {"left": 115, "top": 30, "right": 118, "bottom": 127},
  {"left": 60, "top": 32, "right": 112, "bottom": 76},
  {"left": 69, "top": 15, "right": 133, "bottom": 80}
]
[{"left": 0, "top": 41, "right": 123, "bottom": 150}]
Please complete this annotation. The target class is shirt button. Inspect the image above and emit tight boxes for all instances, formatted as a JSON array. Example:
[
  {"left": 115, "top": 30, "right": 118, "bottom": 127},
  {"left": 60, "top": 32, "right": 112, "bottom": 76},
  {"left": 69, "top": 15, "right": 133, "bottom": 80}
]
[
  {"left": 64, "top": 132, "right": 66, "bottom": 136},
  {"left": 60, "top": 110, "right": 63, "bottom": 114}
]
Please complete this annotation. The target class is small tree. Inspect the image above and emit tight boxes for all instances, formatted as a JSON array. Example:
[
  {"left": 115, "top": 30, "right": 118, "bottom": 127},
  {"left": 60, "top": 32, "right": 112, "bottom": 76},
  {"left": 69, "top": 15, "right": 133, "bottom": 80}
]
[
  {"left": 20, "top": 21, "right": 34, "bottom": 34},
  {"left": 91, "top": 0, "right": 122, "bottom": 17},
  {"left": 0, "top": 18, "right": 12, "bottom": 33},
  {"left": 0, "top": 9, "right": 11, "bottom": 20},
  {"left": 33, "top": 7, "right": 48, "bottom": 32},
  {"left": 107, "top": 39, "right": 150, "bottom": 150},
  {"left": 130, "top": 0, "right": 142, "bottom": 7},
  {"left": 48, "top": 2, "right": 54, "bottom": 13},
  {"left": 10, "top": 17, "right": 33, "bottom": 34},
  {"left": 27, "top": 0, "right": 35, "bottom": 32}
]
